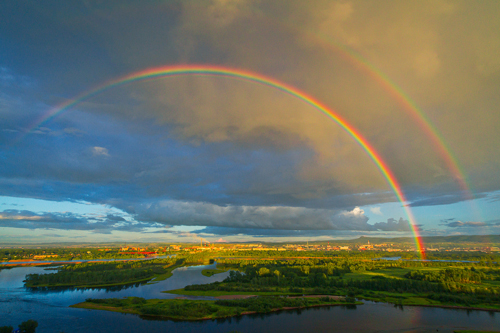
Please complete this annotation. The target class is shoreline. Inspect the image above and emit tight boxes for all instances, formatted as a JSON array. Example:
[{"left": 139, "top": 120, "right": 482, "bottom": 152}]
[
  {"left": 398, "top": 303, "right": 500, "bottom": 313},
  {"left": 25, "top": 276, "right": 154, "bottom": 289},
  {"left": 359, "top": 296, "right": 500, "bottom": 313},
  {"left": 71, "top": 295, "right": 500, "bottom": 323},
  {"left": 71, "top": 300, "right": 362, "bottom": 321},
  {"left": 75, "top": 298, "right": 500, "bottom": 322}
]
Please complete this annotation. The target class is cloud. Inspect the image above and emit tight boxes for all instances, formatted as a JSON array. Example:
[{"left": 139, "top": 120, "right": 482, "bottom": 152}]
[
  {"left": 41, "top": 233, "right": 63, "bottom": 237},
  {"left": 486, "top": 192, "right": 500, "bottom": 202},
  {"left": 195, "top": 226, "right": 337, "bottom": 237},
  {"left": 161, "top": 0, "right": 500, "bottom": 193},
  {"left": 105, "top": 214, "right": 126, "bottom": 222},
  {"left": 91, "top": 146, "right": 109, "bottom": 157},
  {"left": 0, "top": 210, "right": 83, "bottom": 226},
  {"left": 438, "top": 217, "right": 491, "bottom": 228},
  {"left": 369, "top": 207, "right": 382, "bottom": 215},
  {"left": 372, "top": 218, "right": 416, "bottom": 232},
  {"left": 194, "top": 225, "right": 415, "bottom": 238},
  {"left": 0, "top": 66, "right": 34, "bottom": 88},
  {"left": 64, "top": 127, "right": 86, "bottom": 136},
  {"left": 134, "top": 200, "right": 375, "bottom": 230},
  {"left": 409, "top": 193, "right": 488, "bottom": 207},
  {"left": 0, "top": 209, "right": 153, "bottom": 234},
  {"left": 441, "top": 221, "right": 487, "bottom": 228},
  {"left": 0, "top": 0, "right": 499, "bottom": 241}
]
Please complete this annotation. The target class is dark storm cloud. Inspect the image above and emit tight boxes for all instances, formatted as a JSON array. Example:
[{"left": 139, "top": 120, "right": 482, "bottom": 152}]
[
  {"left": 132, "top": 200, "right": 375, "bottom": 230},
  {"left": 1, "top": 101, "right": 391, "bottom": 211},
  {"left": 194, "top": 215, "right": 421, "bottom": 235},
  {"left": 0, "top": 0, "right": 499, "bottom": 237}
]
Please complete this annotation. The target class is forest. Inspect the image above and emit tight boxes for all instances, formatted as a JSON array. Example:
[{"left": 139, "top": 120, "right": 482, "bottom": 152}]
[
  {"left": 177, "top": 256, "right": 500, "bottom": 310},
  {"left": 24, "top": 258, "right": 180, "bottom": 288}
]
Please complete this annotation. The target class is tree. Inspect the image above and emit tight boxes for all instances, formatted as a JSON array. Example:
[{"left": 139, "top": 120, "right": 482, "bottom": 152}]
[
  {"left": 274, "top": 270, "right": 280, "bottom": 282},
  {"left": 0, "top": 326, "right": 13, "bottom": 333},
  {"left": 19, "top": 320, "right": 38, "bottom": 333},
  {"left": 258, "top": 267, "right": 270, "bottom": 276}
]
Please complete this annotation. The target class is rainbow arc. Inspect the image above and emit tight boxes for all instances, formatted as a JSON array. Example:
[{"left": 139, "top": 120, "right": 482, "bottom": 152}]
[{"left": 18, "top": 64, "right": 427, "bottom": 258}]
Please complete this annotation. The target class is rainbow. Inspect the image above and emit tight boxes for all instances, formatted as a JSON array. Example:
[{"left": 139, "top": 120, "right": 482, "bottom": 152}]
[
  {"left": 20, "top": 64, "right": 426, "bottom": 258},
  {"left": 242, "top": 9, "right": 473, "bottom": 203}
]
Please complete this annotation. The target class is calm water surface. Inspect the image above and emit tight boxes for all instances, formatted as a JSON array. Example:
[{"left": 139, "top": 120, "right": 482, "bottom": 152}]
[{"left": 1, "top": 265, "right": 499, "bottom": 332}]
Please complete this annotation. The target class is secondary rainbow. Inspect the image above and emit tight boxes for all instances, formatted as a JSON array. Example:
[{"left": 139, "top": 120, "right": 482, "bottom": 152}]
[
  {"left": 298, "top": 28, "right": 475, "bottom": 202},
  {"left": 254, "top": 11, "right": 473, "bottom": 202},
  {"left": 21, "top": 64, "right": 427, "bottom": 258}
]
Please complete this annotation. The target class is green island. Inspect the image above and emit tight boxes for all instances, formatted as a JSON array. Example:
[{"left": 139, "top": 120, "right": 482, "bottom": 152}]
[
  {"left": 71, "top": 296, "right": 361, "bottom": 321},
  {"left": 24, "top": 258, "right": 182, "bottom": 288}
]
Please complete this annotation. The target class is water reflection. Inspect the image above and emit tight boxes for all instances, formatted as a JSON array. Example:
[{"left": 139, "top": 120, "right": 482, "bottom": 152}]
[
  {"left": 25, "top": 280, "right": 153, "bottom": 294},
  {"left": 394, "top": 303, "right": 404, "bottom": 311}
]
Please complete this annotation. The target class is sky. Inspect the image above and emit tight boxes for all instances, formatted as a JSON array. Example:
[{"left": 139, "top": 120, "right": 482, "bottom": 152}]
[{"left": 1, "top": 0, "right": 499, "bottom": 244}]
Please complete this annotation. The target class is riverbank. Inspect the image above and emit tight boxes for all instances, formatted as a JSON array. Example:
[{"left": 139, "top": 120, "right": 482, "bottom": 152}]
[
  {"left": 454, "top": 331, "right": 500, "bottom": 333},
  {"left": 71, "top": 296, "right": 361, "bottom": 321},
  {"left": 166, "top": 288, "right": 500, "bottom": 313},
  {"left": 359, "top": 292, "right": 500, "bottom": 312}
]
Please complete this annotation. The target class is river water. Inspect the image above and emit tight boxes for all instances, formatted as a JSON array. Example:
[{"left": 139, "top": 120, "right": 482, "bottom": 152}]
[{"left": 1, "top": 265, "right": 499, "bottom": 332}]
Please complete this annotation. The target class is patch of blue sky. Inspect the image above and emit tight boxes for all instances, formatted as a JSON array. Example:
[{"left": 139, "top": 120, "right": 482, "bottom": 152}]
[
  {"left": 0, "top": 195, "right": 126, "bottom": 217},
  {"left": 362, "top": 190, "right": 500, "bottom": 231}
]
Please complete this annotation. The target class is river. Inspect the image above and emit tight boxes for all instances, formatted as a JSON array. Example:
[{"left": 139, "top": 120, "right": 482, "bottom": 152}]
[{"left": 1, "top": 264, "right": 499, "bottom": 332}]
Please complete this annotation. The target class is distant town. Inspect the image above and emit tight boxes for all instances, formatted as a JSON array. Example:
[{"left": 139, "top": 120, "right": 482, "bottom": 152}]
[{"left": 2, "top": 236, "right": 500, "bottom": 263}]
